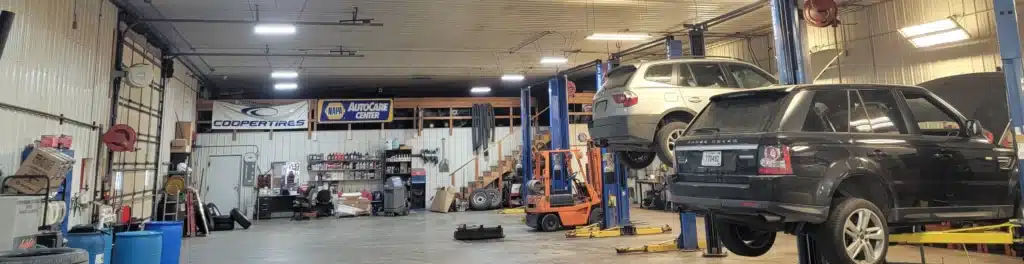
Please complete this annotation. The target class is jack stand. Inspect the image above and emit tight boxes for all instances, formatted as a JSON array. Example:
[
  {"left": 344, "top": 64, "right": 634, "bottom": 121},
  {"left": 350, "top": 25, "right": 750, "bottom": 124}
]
[
  {"left": 702, "top": 212, "right": 728, "bottom": 257},
  {"left": 796, "top": 225, "right": 823, "bottom": 264}
]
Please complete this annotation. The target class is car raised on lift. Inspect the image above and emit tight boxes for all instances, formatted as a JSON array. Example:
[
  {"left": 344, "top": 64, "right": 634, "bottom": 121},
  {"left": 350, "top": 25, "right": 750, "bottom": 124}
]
[{"left": 669, "top": 84, "right": 1018, "bottom": 264}]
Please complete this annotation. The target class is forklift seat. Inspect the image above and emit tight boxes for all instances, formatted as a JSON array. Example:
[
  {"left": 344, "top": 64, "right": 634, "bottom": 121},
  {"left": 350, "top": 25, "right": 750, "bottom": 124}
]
[{"left": 549, "top": 194, "right": 575, "bottom": 207}]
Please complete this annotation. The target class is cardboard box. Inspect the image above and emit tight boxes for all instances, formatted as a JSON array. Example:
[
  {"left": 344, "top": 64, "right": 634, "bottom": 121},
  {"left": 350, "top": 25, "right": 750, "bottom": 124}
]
[
  {"left": 170, "top": 139, "right": 191, "bottom": 153},
  {"left": 7, "top": 148, "right": 75, "bottom": 194},
  {"left": 174, "top": 121, "right": 194, "bottom": 141},
  {"left": 430, "top": 187, "right": 457, "bottom": 213}
]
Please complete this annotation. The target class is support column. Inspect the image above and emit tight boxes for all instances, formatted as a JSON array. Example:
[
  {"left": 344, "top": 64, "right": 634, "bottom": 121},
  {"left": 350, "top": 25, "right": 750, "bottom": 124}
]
[
  {"left": 992, "top": 0, "right": 1024, "bottom": 204},
  {"left": 520, "top": 88, "right": 533, "bottom": 201},
  {"left": 770, "top": 0, "right": 808, "bottom": 84},
  {"left": 548, "top": 77, "right": 570, "bottom": 192}
]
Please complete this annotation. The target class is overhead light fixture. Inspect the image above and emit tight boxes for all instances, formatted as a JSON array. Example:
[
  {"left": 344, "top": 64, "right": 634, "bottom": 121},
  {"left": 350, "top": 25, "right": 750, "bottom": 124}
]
[
  {"left": 898, "top": 18, "right": 970, "bottom": 48},
  {"left": 270, "top": 70, "right": 299, "bottom": 79},
  {"left": 586, "top": 32, "right": 651, "bottom": 41},
  {"left": 501, "top": 74, "right": 525, "bottom": 81},
  {"left": 898, "top": 19, "right": 958, "bottom": 38},
  {"left": 275, "top": 83, "right": 298, "bottom": 90},
  {"left": 909, "top": 29, "right": 970, "bottom": 48},
  {"left": 470, "top": 86, "right": 491, "bottom": 93},
  {"left": 254, "top": 24, "right": 296, "bottom": 35},
  {"left": 540, "top": 56, "right": 568, "bottom": 64}
]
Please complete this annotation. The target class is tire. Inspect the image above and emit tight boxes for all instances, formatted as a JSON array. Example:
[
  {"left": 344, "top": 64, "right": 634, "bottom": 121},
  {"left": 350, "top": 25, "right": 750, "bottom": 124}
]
[
  {"left": 817, "top": 198, "right": 889, "bottom": 264},
  {"left": 540, "top": 213, "right": 562, "bottom": 232},
  {"left": 469, "top": 189, "right": 491, "bottom": 211},
  {"left": 655, "top": 121, "right": 689, "bottom": 167},
  {"left": 619, "top": 151, "right": 655, "bottom": 169},
  {"left": 486, "top": 189, "right": 502, "bottom": 209},
  {"left": 229, "top": 208, "right": 252, "bottom": 230},
  {"left": 715, "top": 220, "right": 776, "bottom": 257},
  {"left": 588, "top": 207, "right": 604, "bottom": 225},
  {"left": 206, "top": 203, "right": 221, "bottom": 216},
  {"left": 0, "top": 248, "right": 89, "bottom": 264}
]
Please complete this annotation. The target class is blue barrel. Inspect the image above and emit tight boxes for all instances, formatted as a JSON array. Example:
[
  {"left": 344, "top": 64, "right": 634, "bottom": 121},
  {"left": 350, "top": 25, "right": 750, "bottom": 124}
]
[
  {"left": 143, "top": 221, "right": 183, "bottom": 264},
  {"left": 112, "top": 231, "right": 161, "bottom": 264},
  {"left": 67, "top": 231, "right": 110, "bottom": 264}
]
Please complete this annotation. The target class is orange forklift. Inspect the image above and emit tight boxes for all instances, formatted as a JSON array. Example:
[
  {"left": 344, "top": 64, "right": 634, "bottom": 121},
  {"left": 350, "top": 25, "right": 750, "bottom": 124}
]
[{"left": 524, "top": 147, "right": 604, "bottom": 232}]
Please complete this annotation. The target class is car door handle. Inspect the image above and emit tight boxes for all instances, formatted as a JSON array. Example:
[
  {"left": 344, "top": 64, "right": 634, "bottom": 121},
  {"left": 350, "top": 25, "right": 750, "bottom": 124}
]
[
  {"left": 867, "top": 150, "right": 888, "bottom": 157},
  {"left": 687, "top": 97, "right": 702, "bottom": 103},
  {"left": 934, "top": 152, "right": 954, "bottom": 159}
]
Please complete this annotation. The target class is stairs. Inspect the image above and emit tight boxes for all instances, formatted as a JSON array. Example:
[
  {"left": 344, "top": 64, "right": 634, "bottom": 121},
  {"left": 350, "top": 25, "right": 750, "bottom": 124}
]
[{"left": 467, "top": 131, "right": 552, "bottom": 191}]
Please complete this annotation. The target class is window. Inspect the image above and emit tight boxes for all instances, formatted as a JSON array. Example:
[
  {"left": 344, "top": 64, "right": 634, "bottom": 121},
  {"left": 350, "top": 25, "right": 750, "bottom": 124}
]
[
  {"left": 677, "top": 63, "right": 697, "bottom": 86},
  {"left": 802, "top": 90, "right": 851, "bottom": 133},
  {"left": 689, "top": 63, "right": 733, "bottom": 88},
  {"left": 687, "top": 91, "right": 788, "bottom": 135},
  {"left": 602, "top": 65, "right": 637, "bottom": 90},
  {"left": 857, "top": 90, "right": 908, "bottom": 134},
  {"left": 727, "top": 64, "right": 776, "bottom": 88},
  {"left": 902, "top": 91, "right": 962, "bottom": 136},
  {"left": 644, "top": 64, "right": 674, "bottom": 84}
]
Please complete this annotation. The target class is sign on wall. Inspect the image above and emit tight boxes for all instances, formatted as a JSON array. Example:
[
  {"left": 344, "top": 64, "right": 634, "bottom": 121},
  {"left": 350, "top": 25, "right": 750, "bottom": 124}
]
[
  {"left": 317, "top": 99, "right": 394, "bottom": 123},
  {"left": 212, "top": 101, "right": 309, "bottom": 130}
]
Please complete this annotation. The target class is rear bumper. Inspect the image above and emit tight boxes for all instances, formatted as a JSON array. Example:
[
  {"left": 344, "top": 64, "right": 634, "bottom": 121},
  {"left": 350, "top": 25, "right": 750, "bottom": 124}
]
[
  {"left": 589, "top": 114, "right": 659, "bottom": 150},
  {"left": 668, "top": 175, "right": 828, "bottom": 223}
]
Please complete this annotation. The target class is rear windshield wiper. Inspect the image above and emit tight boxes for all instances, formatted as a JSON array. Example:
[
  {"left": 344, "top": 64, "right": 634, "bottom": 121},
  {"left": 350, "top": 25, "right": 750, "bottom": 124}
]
[{"left": 693, "top": 128, "right": 720, "bottom": 134}]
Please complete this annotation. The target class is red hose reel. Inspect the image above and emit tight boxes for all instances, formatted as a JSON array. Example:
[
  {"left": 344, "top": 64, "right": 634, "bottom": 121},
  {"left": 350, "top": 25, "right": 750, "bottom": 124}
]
[
  {"left": 102, "top": 124, "right": 138, "bottom": 152},
  {"left": 804, "top": 0, "right": 840, "bottom": 27}
]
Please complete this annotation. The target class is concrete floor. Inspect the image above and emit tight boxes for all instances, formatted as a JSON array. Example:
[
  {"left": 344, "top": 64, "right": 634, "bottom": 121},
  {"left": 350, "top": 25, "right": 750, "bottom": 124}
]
[{"left": 183, "top": 208, "right": 1022, "bottom": 264}]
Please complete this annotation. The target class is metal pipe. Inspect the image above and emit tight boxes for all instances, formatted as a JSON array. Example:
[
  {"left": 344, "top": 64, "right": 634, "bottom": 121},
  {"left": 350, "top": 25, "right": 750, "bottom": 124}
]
[
  {"left": 170, "top": 52, "right": 364, "bottom": 57},
  {"left": 0, "top": 101, "right": 97, "bottom": 129},
  {"left": 139, "top": 18, "right": 384, "bottom": 27},
  {"left": 609, "top": 36, "right": 674, "bottom": 60},
  {"left": 704, "top": 0, "right": 770, "bottom": 28},
  {"left": 558, "top": 60, "right": 602, "bottom": 76}
]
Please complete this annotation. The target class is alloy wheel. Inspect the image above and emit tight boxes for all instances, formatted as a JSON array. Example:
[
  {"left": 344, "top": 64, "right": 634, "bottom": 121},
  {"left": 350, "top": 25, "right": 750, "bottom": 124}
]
[
  {"left": 842, "top": 208, "right": 886, "bottom": 263},
  {"left": 666, "top": 129, "right": 687, "bottom": 151}
]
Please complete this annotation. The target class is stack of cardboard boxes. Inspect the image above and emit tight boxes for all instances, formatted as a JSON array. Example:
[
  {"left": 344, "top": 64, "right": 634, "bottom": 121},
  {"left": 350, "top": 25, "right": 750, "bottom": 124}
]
[
  {"left": 341, "top": 196, "right": 372, "bottom": 215},
  {"left": 6, "top": 148, "right": 75, "bottom": 195},
  {"left": 171, "top": 121, "right": 194, "bottom": 153}
]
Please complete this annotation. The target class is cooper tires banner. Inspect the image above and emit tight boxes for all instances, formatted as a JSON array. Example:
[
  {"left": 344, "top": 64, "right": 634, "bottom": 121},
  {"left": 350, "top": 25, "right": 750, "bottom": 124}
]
[{"left": 212, "top": 101, "right": 309, "bottom": 130}]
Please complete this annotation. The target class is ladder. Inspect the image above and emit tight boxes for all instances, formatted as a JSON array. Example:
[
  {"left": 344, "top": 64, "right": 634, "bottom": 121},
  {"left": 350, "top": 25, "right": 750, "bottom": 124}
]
[{"left": 161, "top": 191, "right": 181, "bottom": 221}]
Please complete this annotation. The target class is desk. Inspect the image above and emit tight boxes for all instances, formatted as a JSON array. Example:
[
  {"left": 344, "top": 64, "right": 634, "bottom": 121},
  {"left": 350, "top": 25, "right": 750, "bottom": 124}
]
[{"left": 255, "top": 195, "right": 298, "bottom": 220}]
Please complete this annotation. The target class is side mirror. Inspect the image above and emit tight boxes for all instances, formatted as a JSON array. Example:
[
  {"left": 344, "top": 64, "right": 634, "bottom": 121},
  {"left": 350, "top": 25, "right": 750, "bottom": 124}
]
[{"left": 964, "top": 119, "right": 983, "bottom": 138}]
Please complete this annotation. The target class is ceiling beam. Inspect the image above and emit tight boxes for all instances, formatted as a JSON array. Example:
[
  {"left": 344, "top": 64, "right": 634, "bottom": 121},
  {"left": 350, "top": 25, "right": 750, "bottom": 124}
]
[
  {"left": 138, "top": 18, "right": 384, "bottom": 27},
  {"left": 169, "top": 52, "right": 365, "bottom": 57}
]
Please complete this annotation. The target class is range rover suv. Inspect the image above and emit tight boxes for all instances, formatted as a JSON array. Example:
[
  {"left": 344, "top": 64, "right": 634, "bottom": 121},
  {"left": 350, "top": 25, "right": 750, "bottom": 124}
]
[
  {"left": 590, "top": 58, "right": 777, "bottom": 169},
  {"left": 669, "top": 84, "right": 1018, "bottom": 264}
]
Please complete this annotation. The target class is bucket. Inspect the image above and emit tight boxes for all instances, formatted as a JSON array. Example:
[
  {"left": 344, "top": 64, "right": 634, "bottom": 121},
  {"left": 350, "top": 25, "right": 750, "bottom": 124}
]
[
  {"left": 112, "top": 231, "right": 161, "bottom": 264},
  {"left": 143, "top": 221, "right": 183, "bottom": 264},
  {"left": 66, "top": 231, "right": 111, "bottom": 264}
]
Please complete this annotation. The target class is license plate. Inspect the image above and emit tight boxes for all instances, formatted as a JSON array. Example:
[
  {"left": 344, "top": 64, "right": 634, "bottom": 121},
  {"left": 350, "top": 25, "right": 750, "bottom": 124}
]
[
  {"left": 596, "top": 101, "right": 607, "bottom": 112},
  {"left": 701, "top": 151, "right": 722, "bottom": 167}
]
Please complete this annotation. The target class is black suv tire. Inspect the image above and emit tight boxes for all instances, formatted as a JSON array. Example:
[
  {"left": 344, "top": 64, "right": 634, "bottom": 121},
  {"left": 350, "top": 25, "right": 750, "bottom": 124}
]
[
  {"left": 817, "top": 198, "right": 889, "bottom": 264},
  {"left": 715, "top": 220, "right": 776, "bottom": 257},
  {"left": 620, "top": 151, "right": 655, "bottom": 169},
  {"left": 655, "top": 121, "right": 689, "bottom": 167}
]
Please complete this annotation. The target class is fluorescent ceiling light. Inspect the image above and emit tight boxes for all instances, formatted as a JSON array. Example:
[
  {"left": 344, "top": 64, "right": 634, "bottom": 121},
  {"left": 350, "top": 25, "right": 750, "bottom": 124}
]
[
  {"left": 501, "top": 74, "right": 525, "bottom": 81},
  {"left": 909, "top": 29, "right": 969, "bottom": 48},
  {"left": 254, "top": 24, "right": 296, "bottom": 35},
  {"left": 586, "top": 33, "right": 651, "bottom": 41},
  {"left": 270, "top": 71, "right": 299, "bottom": 79},
  {"left": 470, "top": 86, "right": 491, "bottom": 93},
  {"left": 540, "top": 56, "right": 568, "bottom": 64},
  {"left": 899, "top": 19, "right": 958, "bottom": 38},
  {"left": 275, "top": 83, "right": 298, "bottom": 90}
]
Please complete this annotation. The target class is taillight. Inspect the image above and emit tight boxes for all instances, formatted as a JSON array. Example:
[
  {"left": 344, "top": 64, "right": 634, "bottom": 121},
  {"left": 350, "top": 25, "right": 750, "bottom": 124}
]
[
  {"left": 758, "top": 145, "right": 793, "bottom": 175},
  {"left": 984, "top": 130, "right": 994, "bottom": 144},
  {"left": 612, "top": 91, "right": 639, "bottom": 107}
]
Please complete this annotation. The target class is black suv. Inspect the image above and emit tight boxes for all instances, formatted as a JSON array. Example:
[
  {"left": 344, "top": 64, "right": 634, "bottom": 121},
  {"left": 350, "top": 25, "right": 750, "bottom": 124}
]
[{"left": 669, "top": 84, "right": 1018, "bottom": 264}]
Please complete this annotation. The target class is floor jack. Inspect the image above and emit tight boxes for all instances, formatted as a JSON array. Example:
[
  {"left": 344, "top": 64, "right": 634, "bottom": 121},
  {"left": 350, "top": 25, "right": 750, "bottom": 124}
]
[{"left": 565, "top": 150, "right": 672, "bottom": 239}]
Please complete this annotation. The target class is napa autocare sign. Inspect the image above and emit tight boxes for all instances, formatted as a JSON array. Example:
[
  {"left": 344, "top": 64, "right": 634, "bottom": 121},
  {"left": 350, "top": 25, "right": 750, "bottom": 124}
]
[
  {"left": 317, "top": 99, "right": 394, "bottom": 123},
  {"left": 212, "top": 101, "right": 309, "bottom": 130}
]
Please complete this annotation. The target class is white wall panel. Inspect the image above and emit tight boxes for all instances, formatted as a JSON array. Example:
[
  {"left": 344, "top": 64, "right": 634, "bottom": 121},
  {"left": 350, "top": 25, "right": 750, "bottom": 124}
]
[
  {"left": 0, "top": 0, "right": 117, "bottom": 227},
  {"left": 157, "top": 58, "right": 199, "bottom": 178}
]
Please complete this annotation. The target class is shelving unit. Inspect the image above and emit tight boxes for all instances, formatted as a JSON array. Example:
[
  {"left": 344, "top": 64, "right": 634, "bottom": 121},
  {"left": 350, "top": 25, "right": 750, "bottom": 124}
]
[
  {"left": 307, "top": 153, "right": 383, "bottom": 192},
  {"left": 383, "top": 149, "right": 413, "bottom": 183}
]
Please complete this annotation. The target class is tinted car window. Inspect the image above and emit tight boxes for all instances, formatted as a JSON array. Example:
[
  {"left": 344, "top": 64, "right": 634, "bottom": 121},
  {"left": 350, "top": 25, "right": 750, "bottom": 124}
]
[
  {"left": 677, "top": 63, "right": 697, "bottom": 86},
  {"left": 687, "top": 91, "right": 787, "bottom": 135},
  {"left": 902, "top": 91, "right": 962, "bottom": 137},
  {"left": 857, "top": 90, "right": 908, "bottom": 134},
  {"left": 849, "top": 91, "right": 875, "bottom": 133},
  {"left": 727, "top": 64, "right": 776, "bottom": 88},
  {"left": 689, "top": 63, "right": 733, "bottom": 88},
  {"left": 644, "top": 64, "right": 674, "bottom": 84},
  {"left": 802, "top": 90, "right": 851, "bottom": 133},
  {"left": 603, "top": 65, "right": 637, "bottom": 90}
]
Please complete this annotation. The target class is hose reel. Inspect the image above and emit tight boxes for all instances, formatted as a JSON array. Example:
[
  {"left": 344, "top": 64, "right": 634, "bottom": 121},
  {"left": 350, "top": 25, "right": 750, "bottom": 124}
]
[
  {"left": 102, "top": 124, "right": 138, "bottom": 152},
  {"left": 804, "top": 0, "right": 840, "bottom": 27}
]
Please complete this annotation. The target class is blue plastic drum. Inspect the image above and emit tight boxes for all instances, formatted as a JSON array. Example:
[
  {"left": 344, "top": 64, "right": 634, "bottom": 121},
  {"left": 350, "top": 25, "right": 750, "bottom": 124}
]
[
  {"left": 112, "top": 231, "right": 161, "bottom": 264},
  {"left": 66, "top": 231, "right": 111, "bottom": 264},
  {"left": 143, "top": 221, "right": 183, "bottom": 264}
]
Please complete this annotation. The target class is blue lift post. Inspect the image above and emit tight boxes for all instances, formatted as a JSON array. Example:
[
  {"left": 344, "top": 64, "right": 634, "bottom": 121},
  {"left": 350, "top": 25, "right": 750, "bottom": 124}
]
[
  {"left": 992, "top": 0, "right": 1024, "bottom": 207},
  {"left": 521, "top": 87, "right": 533, "bottom": 203},
  {"left": 770, "top": 0, "right": 815, "bottom": 262},
  {"left": 549, "top": 76, "right": 572, "bottom": 193}
]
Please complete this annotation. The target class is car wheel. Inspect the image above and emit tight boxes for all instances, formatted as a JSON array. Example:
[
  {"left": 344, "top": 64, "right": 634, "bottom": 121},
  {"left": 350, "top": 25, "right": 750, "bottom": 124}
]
[
  {"left": 469, "top": 189, "right": 491, "bottom": 211},
  {"left": 655, "top": 121, "right": 689, "bottom": 167},
  {"left": 619, "top": 151, "right": 655, "bottom": 169},
  {"left": 818, "top": 198, "right": 888, "bottom": 264},
  {"left": 540, "top": 213, "right": 562, "bottom": 232},
  {"left": 486, "top": 189, "right": 503, "bottom": 209},
  {"left": 716, "top": 220, "right": 776, "bottom": 257},
  {"left": 588, "top": 207, "right": 604, "bottom": 225}
]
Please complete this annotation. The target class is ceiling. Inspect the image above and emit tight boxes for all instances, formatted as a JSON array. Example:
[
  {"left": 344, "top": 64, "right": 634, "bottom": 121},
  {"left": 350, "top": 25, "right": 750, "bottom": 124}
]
[{"left": 118, "top": 0, "right": 775, "bottom": 98}]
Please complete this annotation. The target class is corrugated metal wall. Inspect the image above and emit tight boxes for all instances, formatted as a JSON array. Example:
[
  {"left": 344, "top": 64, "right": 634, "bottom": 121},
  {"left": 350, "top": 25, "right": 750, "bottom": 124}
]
[
  {"left": 158, "top": 59, "right": 199, "bottom": 178},
  {"left": 708, "top": 0, "right": 1018, "bottom": 86},
  {"left": 0, "top": 0, "right": 116, "bottom": 226}
]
